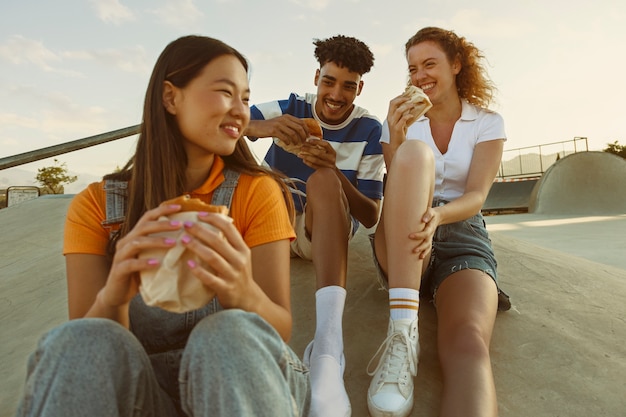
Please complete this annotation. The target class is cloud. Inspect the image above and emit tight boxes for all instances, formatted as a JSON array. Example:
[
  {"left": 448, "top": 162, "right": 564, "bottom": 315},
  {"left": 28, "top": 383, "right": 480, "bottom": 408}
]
[
  {"left": 447, "top": 9, "right": 535, "bottom": 39},
  {"left": 90, "top": 0, "right": 135, "bottom": 24},
  {"left": 0, "top": 113, "right": 39, "bottom": 130},
  {"left": 0, "top": 88, "right": 109, "bottom": 138},
  {"left": 39, "top": 95, "right": 108, "bottom": 136},
  {"left": 0, "top": 36, "right": 150, "bottom": 76},
  {"left": 0, "top": 35, "right": 85, "bottom": 77},
  {"left": 150, "top": 0, "right": 204, "bottom": 29},
  {"left": 0, "top": 35, "right": 58, "bottom": 68},
  {"left": 62, "top": 45, "right": 151, "bottom": 74},
  {"left": 288, "top": 0, "right": 330, "bottom": 11}
]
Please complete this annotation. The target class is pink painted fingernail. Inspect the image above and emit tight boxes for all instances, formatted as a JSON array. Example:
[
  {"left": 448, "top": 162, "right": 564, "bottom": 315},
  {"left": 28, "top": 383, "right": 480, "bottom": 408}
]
[
  {"left": 187, "top": 259, "right": 197, "bottom": 268},
  {"left": 164, "top": 238, "right": 176, "bottom": 245},
  {"left": 184, "top": 221, "right": 194, "bottom": 228},
  {"left": 168, "top": 204, "right": 181, "bottom": 210},
  {"left": 147, "top": 258, "right": 159, "bottom": 265},
  {"left": 181, "top": 235, "right": 192, "bottom": 244},
  {"left": 198, "top": 211, "right": 208, "bottom": 217},
  {"left": 170, "top": 220, "right": 181, "bottom": 227}
]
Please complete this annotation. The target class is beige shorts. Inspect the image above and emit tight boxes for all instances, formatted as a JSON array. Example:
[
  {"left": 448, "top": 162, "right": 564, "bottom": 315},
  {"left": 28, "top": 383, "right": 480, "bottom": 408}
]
[{"left": 290, "top": 205, "right": 355, "bottom": 261}]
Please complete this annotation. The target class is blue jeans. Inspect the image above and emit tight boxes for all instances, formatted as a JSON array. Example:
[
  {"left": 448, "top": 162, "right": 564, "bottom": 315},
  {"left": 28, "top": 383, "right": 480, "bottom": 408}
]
[{"left": 15, "top": 306, "right": 310, "bottom": 416}]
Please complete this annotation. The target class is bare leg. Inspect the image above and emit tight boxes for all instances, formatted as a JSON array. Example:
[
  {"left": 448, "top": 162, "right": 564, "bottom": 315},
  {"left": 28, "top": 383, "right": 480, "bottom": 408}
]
[
  {"left": 305, "top": 167, "right": 351, "bottom": 289},
  {"left": 435, "top": 270, "right": 499, "bottom": 417},
  {"left": 367, "top": 140, "right": 435, "bottom": 417},
  {"left": 375, "top": 140, "right": 435, "bottom": 289},
  {"left": 303, "top": 167, "right": 352, "bottom": 417}
]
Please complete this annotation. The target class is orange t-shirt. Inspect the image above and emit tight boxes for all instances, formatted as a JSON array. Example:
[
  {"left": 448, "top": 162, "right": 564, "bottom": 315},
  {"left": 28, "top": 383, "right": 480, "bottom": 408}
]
[{"left": 63, "top": 158, "right": 295, "bottom": 256}]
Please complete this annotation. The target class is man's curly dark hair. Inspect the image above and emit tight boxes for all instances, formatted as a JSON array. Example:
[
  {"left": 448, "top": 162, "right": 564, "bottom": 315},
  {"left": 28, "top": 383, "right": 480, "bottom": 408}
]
[{"left": 313, "top": 35, "right": 374, "bottom": 76}]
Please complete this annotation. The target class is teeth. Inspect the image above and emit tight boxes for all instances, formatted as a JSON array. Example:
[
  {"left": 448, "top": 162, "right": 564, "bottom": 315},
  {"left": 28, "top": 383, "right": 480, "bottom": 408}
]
[
  {"left": 420, "top": 83, "right": 434, "bottom": 91},
  {"left": 327, "top": 102, "right": 341, "bottom": 110},
  {"left": 224, "top": 126, "right": 239, "bottom": 135}
]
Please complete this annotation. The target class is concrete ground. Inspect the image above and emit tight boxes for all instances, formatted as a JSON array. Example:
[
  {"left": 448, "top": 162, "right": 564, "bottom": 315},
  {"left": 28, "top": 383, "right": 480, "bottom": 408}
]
[{"left": 1, "top": 194, "right": 625, "bottom": 416}]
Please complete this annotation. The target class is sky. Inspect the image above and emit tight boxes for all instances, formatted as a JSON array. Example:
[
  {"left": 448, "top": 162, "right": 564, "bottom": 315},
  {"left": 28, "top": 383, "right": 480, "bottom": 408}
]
[{"left": 1, "top": 0, "right": 625, "bottom": 193}]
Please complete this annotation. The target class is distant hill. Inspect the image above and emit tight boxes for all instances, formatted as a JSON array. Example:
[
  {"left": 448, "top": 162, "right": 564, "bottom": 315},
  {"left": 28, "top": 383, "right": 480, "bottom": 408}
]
[{"left": 499, "top": 151, "right": 568, "bottom": 178}]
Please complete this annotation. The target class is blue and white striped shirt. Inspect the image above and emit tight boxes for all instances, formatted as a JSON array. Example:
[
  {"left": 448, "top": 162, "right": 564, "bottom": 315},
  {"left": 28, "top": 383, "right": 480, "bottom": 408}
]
[{"left": 250, "top": 93, "right": 385, "bottom": 225}]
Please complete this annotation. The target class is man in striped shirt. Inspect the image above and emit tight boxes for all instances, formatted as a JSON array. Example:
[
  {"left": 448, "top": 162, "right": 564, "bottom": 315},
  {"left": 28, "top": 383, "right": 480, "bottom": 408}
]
[{"left": 245, "top": 35, "right": 384, "bottom": 417}]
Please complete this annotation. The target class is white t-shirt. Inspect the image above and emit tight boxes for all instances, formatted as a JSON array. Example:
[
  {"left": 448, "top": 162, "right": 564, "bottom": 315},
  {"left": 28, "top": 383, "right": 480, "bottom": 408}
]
[{"left": 380, "top": 100, "right": 506, "bottom": 201}]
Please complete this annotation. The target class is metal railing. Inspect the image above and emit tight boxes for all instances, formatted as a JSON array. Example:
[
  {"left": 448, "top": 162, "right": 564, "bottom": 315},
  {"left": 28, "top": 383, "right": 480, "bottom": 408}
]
[
  {"left": 0, "top": 125, "right": 140, "bottom": 208},
  {"left": 0, "top": 125, "right": 140, "bottom": 171},
  {"left": 497, "top": 136, "right": 588, "bottom": 179}
]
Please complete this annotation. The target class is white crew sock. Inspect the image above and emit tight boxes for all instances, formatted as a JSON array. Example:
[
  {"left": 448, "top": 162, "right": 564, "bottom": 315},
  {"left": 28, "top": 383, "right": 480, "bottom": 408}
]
[
  {"left": 309, "top": 285, "right": 350, "bottom": 416},
  {"left": 389, "top": 287, "right": 419, "bottom": 321},
  {"left": 312, "top": 285, "right": 346, "bottom": 361}
]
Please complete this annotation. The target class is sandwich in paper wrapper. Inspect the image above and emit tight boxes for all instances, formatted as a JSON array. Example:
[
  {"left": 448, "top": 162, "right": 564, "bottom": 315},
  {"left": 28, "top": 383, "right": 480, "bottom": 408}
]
[
  {"left": 138, "top": 195, "right": 229, "bottom": 313},
  {"left": 273, "top": 117, "right": 324, "bottom": 155},
  {"left": 403, "top": 85, "right": 432, "bottom": 124}
]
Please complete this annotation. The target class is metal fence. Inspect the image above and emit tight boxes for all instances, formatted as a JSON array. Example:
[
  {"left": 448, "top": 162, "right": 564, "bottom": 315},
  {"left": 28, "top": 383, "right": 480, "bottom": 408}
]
[{"left": 498, "top": 136, "right": 588, "bottom": 179}]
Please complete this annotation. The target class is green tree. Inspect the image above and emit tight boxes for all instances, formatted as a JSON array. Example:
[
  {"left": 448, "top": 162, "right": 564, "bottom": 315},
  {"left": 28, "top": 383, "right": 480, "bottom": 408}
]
[
  {"left": 35, "top": 159, "right": 78, "bottom": 194},
  {"left": 603, "top": 141, "right": 626, "bottom": 159}
]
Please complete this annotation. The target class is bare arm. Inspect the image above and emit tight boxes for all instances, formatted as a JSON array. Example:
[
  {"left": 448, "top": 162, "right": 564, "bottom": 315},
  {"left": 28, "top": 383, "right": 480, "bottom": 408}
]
[
  {"left": 66, "top": 254, "right": 117, "bottom": 319},
  {"left": 244, "top": 115, "right": 309, "bottom": 147},
  {"left": 434, "top": 139, "right": 504, "bottom": 225},
  {"left": 382, "top": 94, "right": 416, "bottom": 168},
  {"left": 248, "top": 240, "right": 293, "bottom": 341},
  {"left": 299, "top": 139, "right": 381, "bottom": 228},
  {"left": 66, "top": 203, "right": 186, "bottom": 327},
  {"left": 336, "top": 167, "right": 380, "bottom": 228},
  {"left": 406, "top": 139, "right": 504, "bottom": 258}
]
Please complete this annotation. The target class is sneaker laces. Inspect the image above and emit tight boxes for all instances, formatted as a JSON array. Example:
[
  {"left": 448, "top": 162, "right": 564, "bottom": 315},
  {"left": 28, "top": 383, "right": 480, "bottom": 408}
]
[{"left": 367, "top": 328, "right": 417, "bottom": 383}]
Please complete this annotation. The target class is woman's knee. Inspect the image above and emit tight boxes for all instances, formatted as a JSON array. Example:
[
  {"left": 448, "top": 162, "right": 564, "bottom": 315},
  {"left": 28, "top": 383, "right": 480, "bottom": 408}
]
[
  {"left": 39, "top": 318, "right": 141, "bottom": 363},
  {"left": 438, "top": 322, "right": 492, "bottom": 364},
  {"left": 188, "top": 310, "right": 273, "bottom": 349},
  {"left": 183, "top": 310, "right": 282, "bottom": 373},
  {"left": 392, "top": 140, "right": 434, "bottom": 172}
]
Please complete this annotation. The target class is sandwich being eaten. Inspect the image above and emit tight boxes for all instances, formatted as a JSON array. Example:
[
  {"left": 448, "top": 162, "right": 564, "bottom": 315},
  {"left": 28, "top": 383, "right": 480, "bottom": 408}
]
[
  {"left": 274, "top": 117, "right": 324, "bottom": 155},
  {"left": 138, "top": 195, "right": 229, "bottom": 313},
  {"left": 403, "top": 85, "right": 433, "bottom": 124}
]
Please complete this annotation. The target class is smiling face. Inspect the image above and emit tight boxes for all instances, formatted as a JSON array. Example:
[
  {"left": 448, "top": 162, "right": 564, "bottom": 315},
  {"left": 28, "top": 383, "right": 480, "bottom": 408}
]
[
  {"left": 313, "top": 61, "right": 363, "bottom": 125},
  {"left": 163, "top": 54, "right": 250, "bottom": 161},
  {"left": 406, "top": 40, "right": 460, "bottom": 106}
]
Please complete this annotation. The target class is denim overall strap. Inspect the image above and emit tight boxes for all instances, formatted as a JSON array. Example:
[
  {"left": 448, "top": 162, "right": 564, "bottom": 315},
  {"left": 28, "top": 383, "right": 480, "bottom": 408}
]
[
  {"left": 101, "top": 169, "right": 240, "bottom": 235},
  {"left": 102, "top": 180, "right": 128, "bottom": 236},
  {"left": 207, "top": 168, "right": 240, "bottom": 314},
  {"left": 211, "top": 168, "right": 239, "bottom": 207}
]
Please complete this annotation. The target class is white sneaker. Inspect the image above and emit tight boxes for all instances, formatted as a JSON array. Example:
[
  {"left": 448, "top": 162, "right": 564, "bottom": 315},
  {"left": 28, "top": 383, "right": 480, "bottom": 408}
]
[
  {"left": 366, "top": 318, "right": 419, "bottom": 417},
  {"left": 304, "top": 341, "right": 351, "bottom": 417}
]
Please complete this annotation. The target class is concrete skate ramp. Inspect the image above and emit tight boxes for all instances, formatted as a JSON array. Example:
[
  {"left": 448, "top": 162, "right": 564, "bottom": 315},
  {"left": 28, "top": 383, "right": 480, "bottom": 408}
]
[
  {"left": 2, "top": 197, "right": 626, "bottom": 416},
  {"left": 482, "top": 178, "right": 538, "bottom": 213},
  {"left": 529, "top": 151, "right": 626, "bottom": 215}
]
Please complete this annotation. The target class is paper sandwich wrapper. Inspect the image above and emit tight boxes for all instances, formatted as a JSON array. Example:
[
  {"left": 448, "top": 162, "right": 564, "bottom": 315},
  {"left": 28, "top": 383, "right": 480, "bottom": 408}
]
[
  {"left": 273, "top": 136, "right": 323, "bottom": 154},
  {"left": 403, "top": 85, "right": 433, "bottom": 124},
  {"left": 138, "top": 211, "right": 225, "bottom": 313},
  {"left": 273, "top": 117, "right": 323, "bottom": 155}
]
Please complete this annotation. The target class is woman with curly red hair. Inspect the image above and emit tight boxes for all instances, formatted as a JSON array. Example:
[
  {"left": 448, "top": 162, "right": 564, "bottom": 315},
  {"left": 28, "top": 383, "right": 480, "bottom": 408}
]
[{"left": 367, "top": 27, "right": 510, "bottom": 417}]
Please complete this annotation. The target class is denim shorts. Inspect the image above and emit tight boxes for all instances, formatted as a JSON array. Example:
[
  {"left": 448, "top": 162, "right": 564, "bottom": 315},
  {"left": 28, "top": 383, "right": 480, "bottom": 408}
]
[{"left": 369, "top": 201, "right": 510, "bottom": 311}]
